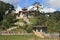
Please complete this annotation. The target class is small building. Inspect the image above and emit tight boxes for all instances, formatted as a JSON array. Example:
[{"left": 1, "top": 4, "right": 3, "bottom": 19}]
[
  {"left": 33, "top": 25, "right": 47, "bottom": 33},
  {"left": 16, "top": 7, "right": 28, "bottom": 19}
]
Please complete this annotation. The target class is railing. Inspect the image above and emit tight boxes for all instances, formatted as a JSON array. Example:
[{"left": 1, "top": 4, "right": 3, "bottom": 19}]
[
  {"left": 0, "top": 32, "right": 33, "bottom": 35},
  {"left": 43, "top": 32, "right": 60, "bottom": 38}
]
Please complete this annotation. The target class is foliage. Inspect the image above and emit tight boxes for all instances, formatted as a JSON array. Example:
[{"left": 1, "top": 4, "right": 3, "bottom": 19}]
[
  {"left": 46, "top": 11, "right": 60, "bottom": 33},
  {"left": 36, "top": 14, "right": 47, "bottom": 25},
  {"left": 29, "top": 18, "right": 37, "bottom": 25},
  {"left": 0, "top": 1, "right": 14, "bottom": 21},
  {"left": 25, "top": 24, "right": 33, "bottom": 33},
  {"left": 31, "top": 11, "right": 60, "bottom": 33},
  {"left": 44, "top": 11, "right": 60, "bottom": 33},
  {"left": 0, "top": 13, "right": 16, "bottom": 30},
  {"left": 21, "top": 24, "right": 33, "bottom": 33},
  {"left": 0, "top": 1, "right": 16, "bottom": 30},
  {"left": 19, "top": 19, "right": 24, "bottom": 22}
]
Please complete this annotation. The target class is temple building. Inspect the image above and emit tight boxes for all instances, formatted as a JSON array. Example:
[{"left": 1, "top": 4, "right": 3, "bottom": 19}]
[
  {"left": 16, "top": 7, "right": 28, "bottom": 19},
  {"left": 16, "top": 2, "right": 44, "bottom": 19},
  {"left": 33, "top": 25, "right": 47, "bottom": 32}
]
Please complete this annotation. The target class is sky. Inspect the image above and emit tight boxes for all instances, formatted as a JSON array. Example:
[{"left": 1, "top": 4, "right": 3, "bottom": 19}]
[
  {"left": 0, "top": 0, "right": 44, "bottom": 8},
  {"left": 0, "top": 0, "right": 60, "bottom": 12}
]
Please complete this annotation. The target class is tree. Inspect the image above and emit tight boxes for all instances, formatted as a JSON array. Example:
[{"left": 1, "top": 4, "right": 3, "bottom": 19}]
[
  {"left": 21, "top": 24, "right": 33, "bottom": 33},
  {"left": 0, "top": 12, "right": 16, "bottom": 30},
  {"left": 0, "top": 1, "right": 14, "bottom": 21},
  {"left": 35, "top": 14, "right": 47, "bottom": 25},
  {"left": 0, "top": 1, "right": 16, "bottom": 30},
  {"left": 46, "top": 16, "right": 57, "bottom": 32},
  {"left": 56, "top": 20, "right": 60, "bottom": 33},
  {"left": 46, "top": 12, "right": 60, "bottom": 33},
  {"left": 53, "top": 11, "right": 60, "bottom": 20}
]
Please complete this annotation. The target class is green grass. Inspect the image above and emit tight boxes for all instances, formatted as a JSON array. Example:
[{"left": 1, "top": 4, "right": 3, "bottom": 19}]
[
  {"left": 17, "top": 19, "right": 24, "bottom": 22},
  {"left": 0, "top": 30, "right": 2, "bottom": 32},
  {"left": 0, "top": 35, "right": 36, "bottom": 40},
  {"left": 11, "top": 28, "right": 27, "bottom": 33},
  {"left": 29, "top": 18, "right": 37, "bottom": 24},
  {"left": 0, "top": 35, "right": 59, "bottom": 40},
  {"left": 19, "top": 19, "right": 24, "bottom": 22}
]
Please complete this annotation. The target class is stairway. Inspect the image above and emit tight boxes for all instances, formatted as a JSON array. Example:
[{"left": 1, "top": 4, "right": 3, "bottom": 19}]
[{"left": 33, "top": 31, "right": 45, "bottom": 38}]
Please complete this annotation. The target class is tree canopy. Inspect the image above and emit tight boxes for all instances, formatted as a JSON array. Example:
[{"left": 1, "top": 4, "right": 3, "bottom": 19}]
[
  {"left": 0, "top": 1, "right": 14, "bottom": 21},
  {"left": 0, "top": 1, "right": 16, "bottom": 30}
]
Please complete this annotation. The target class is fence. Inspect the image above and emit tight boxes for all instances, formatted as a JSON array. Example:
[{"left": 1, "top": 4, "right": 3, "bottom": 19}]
[
  {"left": 0, "top": 31, "right": 33, "bottom": 35},
  {"left": 43, "top": 32, "right": 60, "bottom": 38},
  {"left": 0, "top": 31, "right": 60, "bottom": 38}
]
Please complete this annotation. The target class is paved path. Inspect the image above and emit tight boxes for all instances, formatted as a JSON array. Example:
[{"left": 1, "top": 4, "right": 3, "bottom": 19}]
[{"left": 33, "top": 31, "right": 45, "bottom": 38}]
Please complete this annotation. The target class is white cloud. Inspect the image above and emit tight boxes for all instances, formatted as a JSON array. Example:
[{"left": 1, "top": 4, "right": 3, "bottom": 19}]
[
  {"left": 0, "top": 0, "right": 19, "bottom": 4},
  {"left": 28, "top": 5, "right": 56, "bottom": 13},
  {"left": 42, "top": 7, "right": 56, "bottom": 13},
  {"left": 15, "top": 5, "right": 22, "bottom": 13},
  {"left": 43, "top": 0, "right": 60, "bottom": 9},
  {"left": 28, "top": 6, "right": 34, "bottom": 11}
]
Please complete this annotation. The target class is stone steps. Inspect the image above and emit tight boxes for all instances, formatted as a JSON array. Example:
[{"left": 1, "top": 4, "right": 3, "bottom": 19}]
[{"left": 33, "top": 31, "right": 45, "bottom": 38}]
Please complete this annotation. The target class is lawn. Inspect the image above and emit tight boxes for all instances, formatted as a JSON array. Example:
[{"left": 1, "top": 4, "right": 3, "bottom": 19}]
[
  {"left": 0, "top": 35, "right": 60, "bottom": 40},
  {"left": 0, "top": 35, "right": 36, "bottom": 40}
]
